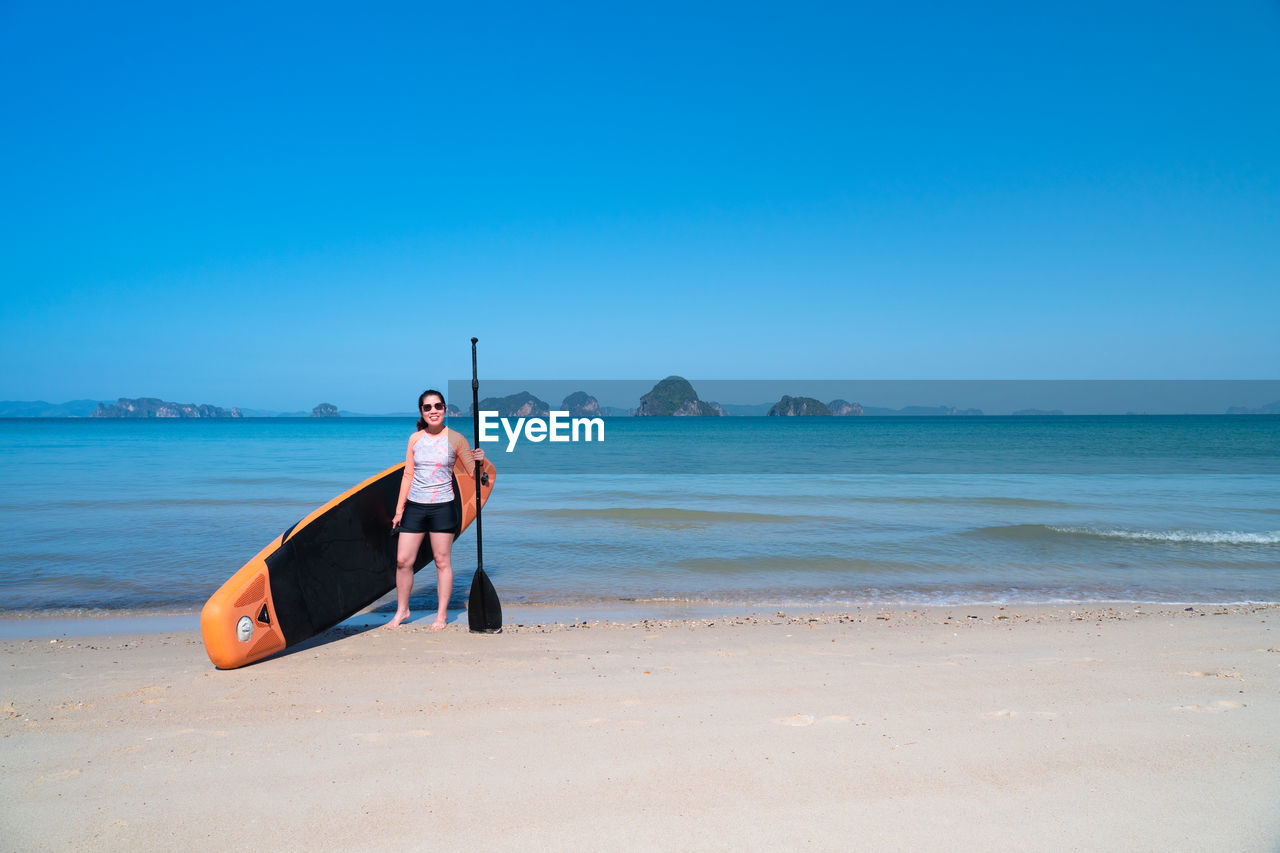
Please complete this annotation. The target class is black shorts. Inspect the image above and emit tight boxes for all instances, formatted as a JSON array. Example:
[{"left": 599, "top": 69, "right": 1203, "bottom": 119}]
[{"left": 400, "top": 499, "right": 458, "bottom": 534}]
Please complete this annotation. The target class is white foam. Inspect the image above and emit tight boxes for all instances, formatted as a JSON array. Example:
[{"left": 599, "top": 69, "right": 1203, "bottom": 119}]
[{"left": 1048, "top": 526, "right": 1280, "bottom": 545}]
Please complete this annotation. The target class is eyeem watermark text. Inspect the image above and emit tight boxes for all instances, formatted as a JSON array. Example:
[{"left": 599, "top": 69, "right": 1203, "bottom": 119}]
[{"left": 478, "top": 411, "right": 605, "bottom": 452}]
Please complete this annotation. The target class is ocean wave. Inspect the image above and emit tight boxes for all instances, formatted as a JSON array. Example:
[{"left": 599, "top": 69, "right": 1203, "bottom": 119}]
[
  {"left": 856, "top": 495, "right": 1076, "bottom": 508},
  {"left": 9, "top": 496, "right": 317, "bottom": 510},
  {"left": 527, "top": 507, "right": 798, "bottom": 525},
  {"left": 970, "top": 523, "right": 1280, "bottom": 545},
  {"left": 673, "top": 555, "right": 917, "bottom": 576}
]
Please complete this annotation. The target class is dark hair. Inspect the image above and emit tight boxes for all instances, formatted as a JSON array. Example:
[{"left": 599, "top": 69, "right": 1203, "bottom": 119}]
[{"left": 416, "top": 389, "right": 446, "bottom": 431}]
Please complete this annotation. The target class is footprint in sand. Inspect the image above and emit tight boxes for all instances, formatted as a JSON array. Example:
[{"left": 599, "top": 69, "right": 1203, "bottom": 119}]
[
  {"left": 120, "top": 685, "right": 163, "bottom": 704},
  {"left": 1174, "top": 701, "right": 1246, "bottom": 712}
]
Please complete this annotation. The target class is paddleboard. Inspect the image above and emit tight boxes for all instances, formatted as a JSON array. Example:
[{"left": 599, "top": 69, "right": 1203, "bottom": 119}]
[{"left": 201, "top": 454, "right": 496, "bottom": 669}]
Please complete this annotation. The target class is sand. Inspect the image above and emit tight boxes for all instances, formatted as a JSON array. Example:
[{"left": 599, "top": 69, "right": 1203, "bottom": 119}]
[{"left": 2, "top": 603, "right": 1278, "bottom": 851}]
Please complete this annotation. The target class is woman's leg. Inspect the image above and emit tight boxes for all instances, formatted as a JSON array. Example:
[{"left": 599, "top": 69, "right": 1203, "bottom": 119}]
[
  {"left": 389, "top": 531, "right": 426, "bottom": 627},
  {"left": 427, "top": 531, "right": 454, "bottom": 630}
]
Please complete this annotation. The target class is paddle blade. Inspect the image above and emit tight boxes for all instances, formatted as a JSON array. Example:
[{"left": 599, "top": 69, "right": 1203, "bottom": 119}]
[{"left": 467, "top": 567, "right": 502, "bottom": 633}]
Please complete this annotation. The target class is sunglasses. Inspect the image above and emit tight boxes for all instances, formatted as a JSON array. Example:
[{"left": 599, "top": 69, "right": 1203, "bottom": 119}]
[{"left": 420, "top": 402, "right": 446, "bottom": 411}]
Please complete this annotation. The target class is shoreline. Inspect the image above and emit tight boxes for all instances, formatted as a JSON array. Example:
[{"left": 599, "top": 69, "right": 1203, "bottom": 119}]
[
  {"left": 3, "top": 597, "right": 1279, "bottom": 640},
  {"left": 3, "top": 601, "right": 1277, "bottom": 849}
]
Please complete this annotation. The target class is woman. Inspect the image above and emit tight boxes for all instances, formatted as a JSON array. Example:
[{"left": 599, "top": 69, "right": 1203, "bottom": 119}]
[{"left": 389, "top": 389, "right": 485, "bottom": 629}]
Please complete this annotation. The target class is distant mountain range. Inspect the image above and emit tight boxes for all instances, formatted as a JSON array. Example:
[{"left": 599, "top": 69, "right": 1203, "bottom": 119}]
[
  {"left": 0, "top": 398, "right": 420, "bottom": 418},
  {"left": 1226, "top": 401, "right": 1280, "bottom": 415},
  {"left": 0, "top": 400, "right": 103, "bottom": 417}
]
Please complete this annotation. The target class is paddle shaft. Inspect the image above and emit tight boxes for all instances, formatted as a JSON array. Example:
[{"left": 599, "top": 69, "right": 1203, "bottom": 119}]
[{"left": 470, "top": 337, "right": 483, "bottom": 571}]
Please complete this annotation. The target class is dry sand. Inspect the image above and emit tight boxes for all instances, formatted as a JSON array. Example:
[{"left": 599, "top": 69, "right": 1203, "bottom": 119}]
[{"left": 3, "top": 604, "right": 1278, "bottom": 851}]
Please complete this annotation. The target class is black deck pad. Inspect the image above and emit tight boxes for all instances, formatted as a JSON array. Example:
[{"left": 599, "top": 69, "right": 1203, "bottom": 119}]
[{"left": 265, "top": 471, "right": 462, "bottom": 645}]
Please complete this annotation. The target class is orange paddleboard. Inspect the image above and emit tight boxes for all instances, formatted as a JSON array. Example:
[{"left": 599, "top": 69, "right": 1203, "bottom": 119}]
[{"left": 201, "top": 455, "right": 495, "bottom": 669}]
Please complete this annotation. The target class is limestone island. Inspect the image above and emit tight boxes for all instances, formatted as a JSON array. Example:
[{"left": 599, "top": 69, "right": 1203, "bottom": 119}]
[
  {"left": 768, "top": 396, "right": 832, "bottom": 416},
  {"left": 561, "top": 392, "right": 602, "bottom": 418},
  {"left": 827, "top": 399, "right": 864, "bottom": 416},
  {"left": 91, "top": 397, "right": 243, "bottom": 418},
  {"left": 475, "top": 391, "right": 551, "bottom": 418},
  {"left": 636, "top": 376, "right": 723, "bottom": 416}
]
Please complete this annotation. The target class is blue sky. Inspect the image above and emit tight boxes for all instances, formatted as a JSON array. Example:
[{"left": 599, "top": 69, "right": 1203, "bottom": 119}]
[{"left": 2, "top": 1, "right": 1277, "bottom": 411}]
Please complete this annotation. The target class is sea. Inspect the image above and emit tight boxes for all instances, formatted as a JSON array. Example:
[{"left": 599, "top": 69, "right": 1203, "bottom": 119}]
[{"left": 1, "top": 416, "right": 1277, "bottom": 630}]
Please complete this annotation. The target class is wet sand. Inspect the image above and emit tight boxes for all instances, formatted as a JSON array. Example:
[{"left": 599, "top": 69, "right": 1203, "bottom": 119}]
[{"left": 3, "top": 604, "right": 1279, "bottom": 851}]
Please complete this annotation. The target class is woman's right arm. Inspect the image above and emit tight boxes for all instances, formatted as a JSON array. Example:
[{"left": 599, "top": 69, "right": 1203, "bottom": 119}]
[{"left": 392, "top": 435, "right": 417, "bottom": 527}]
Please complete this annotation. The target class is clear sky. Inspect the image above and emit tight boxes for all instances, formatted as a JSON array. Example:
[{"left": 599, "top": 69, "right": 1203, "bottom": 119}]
[{"left": 2, "top": 1, "right": 1277, "bottom": 412}]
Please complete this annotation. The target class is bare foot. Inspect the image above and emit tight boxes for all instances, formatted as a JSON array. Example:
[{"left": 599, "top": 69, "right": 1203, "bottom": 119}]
[
  {"left": 429, "top": 615, "right": 447, "bottom": 631},
  {"left": 387, "top": 610, "right": 411, "bottom": 627}
]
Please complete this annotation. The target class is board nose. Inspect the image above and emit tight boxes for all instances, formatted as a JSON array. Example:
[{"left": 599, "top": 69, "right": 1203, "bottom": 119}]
[{"left": 200, "top": 565, "right": 285, "bottom": 668}]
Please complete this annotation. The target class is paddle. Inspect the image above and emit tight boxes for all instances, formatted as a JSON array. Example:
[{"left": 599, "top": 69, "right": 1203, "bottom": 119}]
[{"left": 467, "top": 337, "right": 503, "bottom": 633}]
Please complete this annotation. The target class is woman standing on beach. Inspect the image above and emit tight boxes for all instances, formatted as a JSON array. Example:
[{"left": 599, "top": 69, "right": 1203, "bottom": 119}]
[{"left": 389, "top": 389, "right": 485, "bottom": 630}]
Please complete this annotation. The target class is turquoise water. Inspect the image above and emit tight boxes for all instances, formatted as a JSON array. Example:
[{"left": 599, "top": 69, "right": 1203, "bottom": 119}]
[{"left": 0, "top": 416, "right": 1277, "bottom": 615}]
